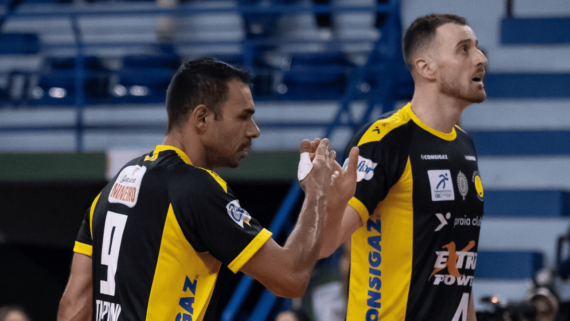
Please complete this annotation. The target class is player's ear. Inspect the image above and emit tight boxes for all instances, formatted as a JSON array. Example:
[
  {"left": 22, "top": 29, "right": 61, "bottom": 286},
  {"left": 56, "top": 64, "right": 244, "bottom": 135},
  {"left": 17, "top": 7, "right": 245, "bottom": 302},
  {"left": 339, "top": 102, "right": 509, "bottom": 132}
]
[
  {"left": 192, "top": 104, "right": 210, "bottom": 131},
  {"left": 415, "top": 56, "right": 436, "bottom": 81}
]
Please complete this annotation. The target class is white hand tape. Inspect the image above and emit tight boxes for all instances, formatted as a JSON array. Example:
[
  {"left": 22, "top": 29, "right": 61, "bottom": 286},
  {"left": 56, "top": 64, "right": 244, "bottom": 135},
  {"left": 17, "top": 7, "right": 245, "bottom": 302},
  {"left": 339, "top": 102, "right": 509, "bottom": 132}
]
[{"left": 298, "top": 152, "right": 313, "bottom": 181}]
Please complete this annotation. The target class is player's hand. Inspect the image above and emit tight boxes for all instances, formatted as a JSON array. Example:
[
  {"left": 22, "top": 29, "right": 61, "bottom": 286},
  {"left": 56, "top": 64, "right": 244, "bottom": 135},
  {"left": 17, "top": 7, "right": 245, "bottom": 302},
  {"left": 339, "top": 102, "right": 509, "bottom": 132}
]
[
  {"left": 327, "top": 146, "right": 359, "bottom": 214},
  {"left": 299, "top": 138, "right": 336, "bottom": 198}
]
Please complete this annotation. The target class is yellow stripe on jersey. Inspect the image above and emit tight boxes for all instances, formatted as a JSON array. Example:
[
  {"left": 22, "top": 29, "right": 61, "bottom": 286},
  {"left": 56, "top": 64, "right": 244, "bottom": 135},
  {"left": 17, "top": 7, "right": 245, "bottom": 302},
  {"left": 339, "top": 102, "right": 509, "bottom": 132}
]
[
  {"left": 347, "top": 157, "right": 414, "bottom": 320},
  {"left": 348, "top": 197, "right": 369, "bottom": 226},
  {"left": 73, "top": 241, "right": 92, "bottom": 256},
  {"left": 377, "top": 157, "right": 413, "bottom": 319},
  {"left": 357, "top": 105, "right": 412, "bottom": 147},
  {"left": 145, "top": 145, "right": 229, "bottom": 193},
  {"left": 145, "top": 145, "right": 194, "bottom": 165},
  {"left": 203, "top": 170, "right": 228, "bottom": 193},
  {"left": 406, "top": 103, "right": 457, "bottom": 141},
  {"left": 146, "top": 204, "right": 222, "bottom": 321},
  {"left": 90, "top": 193, "right": 101, "bottom": 239},
  {"left": 228, "top": 228, "right": 273, "bottom": 273}
]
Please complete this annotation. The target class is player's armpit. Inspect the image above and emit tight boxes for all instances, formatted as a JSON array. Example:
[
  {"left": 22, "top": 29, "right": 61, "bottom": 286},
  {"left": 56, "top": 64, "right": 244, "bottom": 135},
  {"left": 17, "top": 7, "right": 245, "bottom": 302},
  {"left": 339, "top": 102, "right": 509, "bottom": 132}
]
[
  {"left": 58, "top": 253, "right": 93, "bottom": 321},
  {"left": 240, "top": 238, "right": 312, "bottom": 298},
  {"left": 319, "top": 204, "right": 362, "bottom": 259}
]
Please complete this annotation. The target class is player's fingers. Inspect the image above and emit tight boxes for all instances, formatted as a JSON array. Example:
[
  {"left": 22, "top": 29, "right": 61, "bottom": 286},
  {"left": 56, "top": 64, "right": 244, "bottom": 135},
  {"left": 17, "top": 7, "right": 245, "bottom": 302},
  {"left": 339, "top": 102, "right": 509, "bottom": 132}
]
[
  {"left": 333, "top": 159, "right": 343, "bottom": 173},
  {"left": 315, "top": 138, "right": 330, "bottom": 158},
  {"left": 347, "top": 147, "right": 359, "bottom": 177},
  {"left": 300, "top": 139, "right": 311, "bottom": 154},
  {"left": 329, "top": 150, "right": 337, "bottom": 166},
  {"left": 311, "top": 138, "right": 321, "bottom": 155}
]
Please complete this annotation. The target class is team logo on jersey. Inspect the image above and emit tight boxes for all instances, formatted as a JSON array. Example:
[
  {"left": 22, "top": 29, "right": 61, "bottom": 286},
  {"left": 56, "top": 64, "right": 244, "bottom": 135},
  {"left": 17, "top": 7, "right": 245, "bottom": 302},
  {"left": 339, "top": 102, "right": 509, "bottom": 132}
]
[
  {"left": 226, "top": 200, "right": 252, "bottom": 228},
  {"left": 427, "top": 170, "right": 455, "bottom": 201},
  {"left": 429, "top": 240, "right": 477, "bottom": 286},
  {"left": 472, "top": 171, "right": 484, "bottom": 201},
  {"left": 108, "top": 165, "right": 147, "bottom": 208},
  {"left": 457, "top": 171, "right": 468, "bottom": 200},
  {"left": 343, "top": 156, "right": 377, "bottom": 182},
  {"left": 435, "top": 212, "right": 451, "bottom": 232}
]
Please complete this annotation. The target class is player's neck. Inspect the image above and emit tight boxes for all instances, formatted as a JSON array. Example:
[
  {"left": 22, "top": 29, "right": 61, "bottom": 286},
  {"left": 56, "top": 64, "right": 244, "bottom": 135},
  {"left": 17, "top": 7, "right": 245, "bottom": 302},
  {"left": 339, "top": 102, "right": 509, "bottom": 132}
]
[
  {"left": 163, "top": 130, "right": 210, "bottom": 169},
  {"left": 410, "top": 85, "right": 469, "bottom": 134}
]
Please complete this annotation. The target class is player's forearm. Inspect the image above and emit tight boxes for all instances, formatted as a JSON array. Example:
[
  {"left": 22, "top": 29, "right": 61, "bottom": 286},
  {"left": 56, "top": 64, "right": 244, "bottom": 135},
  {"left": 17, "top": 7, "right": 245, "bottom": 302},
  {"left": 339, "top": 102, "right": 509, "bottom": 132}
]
[
  {"left": 282, "top": 191, "right": 327, "bottom": 288},
  {"left": 58, "top": 292, "right": 92, "bottom": 321},
  {"left": 319, "top": 205, "right": 345, "bottom": 258}
]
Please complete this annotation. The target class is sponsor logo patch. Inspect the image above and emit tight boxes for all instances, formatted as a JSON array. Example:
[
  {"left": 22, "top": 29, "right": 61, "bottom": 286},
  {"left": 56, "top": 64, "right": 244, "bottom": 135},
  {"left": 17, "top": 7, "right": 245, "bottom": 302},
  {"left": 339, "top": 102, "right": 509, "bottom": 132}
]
[
  {"left": 457, "top": 171, "right": 468, "bottom": 200},
  {"left": 435, "top": 212, "right": 451, "bottom": 232},
  {"left": 472, "top": 171, "right": 484, "bottom": 201},
  {"left": 226, "top": 200, "right": 252, "bottom": 228},
  {"left": 427, "top": 170, "right": 455, "bottom": 201},
  {"left": 343, "top": 156, "right": 377, "bottom": 182},
  {"left": 430, "top": 241, "right": 477, "bottom": 286},
  {"left": 108, "top": 165, "right": 147, "bottom": 208},
  {"left": 421, "top": 154, "right": 448, "bottom": 160},
  {"left": 454, "top": 215, "right": 482, "bottom": 228}
]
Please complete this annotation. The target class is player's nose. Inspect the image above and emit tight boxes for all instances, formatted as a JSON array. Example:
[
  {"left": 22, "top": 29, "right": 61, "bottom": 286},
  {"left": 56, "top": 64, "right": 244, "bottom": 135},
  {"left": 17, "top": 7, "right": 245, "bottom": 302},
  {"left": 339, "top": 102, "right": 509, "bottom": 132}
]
[
  {"left": 475, "top": 48, "right": 487, "bottom": 68},
  {"left": 247, "top": 118, "right": 261, "bottom": 139}
]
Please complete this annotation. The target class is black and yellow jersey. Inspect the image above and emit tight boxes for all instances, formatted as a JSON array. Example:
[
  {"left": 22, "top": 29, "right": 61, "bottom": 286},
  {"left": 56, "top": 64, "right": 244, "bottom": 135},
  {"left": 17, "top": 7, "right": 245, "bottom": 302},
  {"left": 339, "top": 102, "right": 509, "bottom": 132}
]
[
  {"left": 343, "top": 103, "right": 484, "bottom": 321},
  {"left": 74, "top": 145, "right": 272, "bottom": 321}
]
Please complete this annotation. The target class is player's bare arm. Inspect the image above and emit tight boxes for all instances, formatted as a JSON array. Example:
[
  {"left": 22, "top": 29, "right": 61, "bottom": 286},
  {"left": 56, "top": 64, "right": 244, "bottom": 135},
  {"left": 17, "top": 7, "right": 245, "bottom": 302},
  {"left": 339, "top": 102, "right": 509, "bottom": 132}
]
[
  {"left": 58, "top": 253, "right": 93, "bottom": 321},
  {"left": 319, "top": 203, "right": 362, "bottom": 259},
  {"left": 240, "top": 138, "right": 336, "bottom": 298},
  {"left": 317, "top": 142, "right": 361, "bottom": 259},
  {"left": 468, "top": 294, "right": 476, "bottom": 321}
]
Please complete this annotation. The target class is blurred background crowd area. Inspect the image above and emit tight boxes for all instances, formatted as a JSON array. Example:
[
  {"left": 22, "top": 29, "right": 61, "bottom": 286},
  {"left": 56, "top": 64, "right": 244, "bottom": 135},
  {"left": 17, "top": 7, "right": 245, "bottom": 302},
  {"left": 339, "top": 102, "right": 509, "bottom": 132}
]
[{"left": 1, "top": 0, "right": 570, "bottom": 320}]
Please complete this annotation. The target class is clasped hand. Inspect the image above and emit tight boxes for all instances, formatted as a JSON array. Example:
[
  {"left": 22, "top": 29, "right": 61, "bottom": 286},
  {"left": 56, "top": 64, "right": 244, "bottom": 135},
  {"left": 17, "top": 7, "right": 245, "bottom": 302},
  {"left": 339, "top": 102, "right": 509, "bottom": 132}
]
[{"left": 298, "top": 138, "right": 359, "bottom": 210}]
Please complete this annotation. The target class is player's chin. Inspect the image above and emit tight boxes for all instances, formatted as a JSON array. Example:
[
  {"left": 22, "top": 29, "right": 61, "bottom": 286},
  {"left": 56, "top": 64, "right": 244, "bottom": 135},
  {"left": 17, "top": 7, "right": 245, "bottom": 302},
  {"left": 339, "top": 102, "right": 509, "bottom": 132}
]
[
  {"left": 229, "top": 153, "right": 248, "bottom": 168},
  {"left": 466, "top": 90, "right": 486, "bottom": 103}
]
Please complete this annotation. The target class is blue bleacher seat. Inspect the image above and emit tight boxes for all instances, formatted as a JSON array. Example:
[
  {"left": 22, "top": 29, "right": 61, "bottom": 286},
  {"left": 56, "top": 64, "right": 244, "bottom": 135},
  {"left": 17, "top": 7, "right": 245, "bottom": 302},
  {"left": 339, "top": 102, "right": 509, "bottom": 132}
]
[
  {"left": 485, "top": 73, "right": 570, "bottom": 98},
  {"left": 484, "top": 190, "right": 570, "bottom": 218},
  {"left": 279, "top": 53, "right": 351, "bottom": 100},
  {"left": 112, "top": 54, "right": 180, "bottom": 104},
  {"left": 472, "top": 131, "right": 570, "bottom": 156},
  {"left": 0, "top": 33, "right": 40, "bottom": 55},
  {"left": 27, "top": 56, "right": 111, "bottom": 105},
  {"left": 476, "top": 251, "right": 543, "bottom": 280},
  {"left": 502, "top": 17, "right": 570, "bottom": 45},
  {"left": 0, "top": 86, "right": 10, "bottom": 106}
]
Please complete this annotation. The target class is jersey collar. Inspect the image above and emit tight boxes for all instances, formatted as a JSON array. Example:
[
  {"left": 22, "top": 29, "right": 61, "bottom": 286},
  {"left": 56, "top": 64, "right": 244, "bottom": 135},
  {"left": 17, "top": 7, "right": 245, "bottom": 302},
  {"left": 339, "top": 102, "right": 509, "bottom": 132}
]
[
  {"left": 404, "top": 103, "right": 457, "bottom": 141},
  {"left": 153, "top": 145, "right": 193, "bottom": 165}
]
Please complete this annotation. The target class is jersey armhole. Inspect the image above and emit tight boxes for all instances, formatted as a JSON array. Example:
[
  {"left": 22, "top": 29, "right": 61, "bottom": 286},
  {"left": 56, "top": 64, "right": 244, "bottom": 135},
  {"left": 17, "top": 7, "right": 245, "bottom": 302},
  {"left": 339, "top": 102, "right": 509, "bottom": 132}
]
[
  {"left": 228, "top": 228, "right": 273, "bottom": 274},
  {"left": 348, "top": 197, "right": 370, "bottom": 226},
  {"left": 89, "top": 193, "right": 101, "bottom": 239}
]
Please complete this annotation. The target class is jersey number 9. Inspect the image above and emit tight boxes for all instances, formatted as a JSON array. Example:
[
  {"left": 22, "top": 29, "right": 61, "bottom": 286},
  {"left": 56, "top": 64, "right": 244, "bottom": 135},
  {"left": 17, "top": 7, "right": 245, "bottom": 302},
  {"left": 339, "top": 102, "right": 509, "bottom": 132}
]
[{"left": 100, "top": 211, "right": 128, "bottom": 296}]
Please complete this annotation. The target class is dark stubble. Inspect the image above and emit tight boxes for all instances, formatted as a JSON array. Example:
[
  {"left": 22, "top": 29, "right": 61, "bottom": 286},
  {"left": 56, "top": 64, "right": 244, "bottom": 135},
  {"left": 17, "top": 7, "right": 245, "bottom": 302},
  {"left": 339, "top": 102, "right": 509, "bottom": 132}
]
[{"left": 440, "top": 75, "right": 486, "bottom": 103}]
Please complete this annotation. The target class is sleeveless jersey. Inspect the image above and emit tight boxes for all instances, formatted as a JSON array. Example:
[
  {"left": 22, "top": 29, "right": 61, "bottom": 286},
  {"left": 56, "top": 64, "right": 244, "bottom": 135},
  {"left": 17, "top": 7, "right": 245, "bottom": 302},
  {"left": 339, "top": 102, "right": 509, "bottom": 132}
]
[
  {"left": 74, "top": 145, "right": 272, "bottom": 321},
  {"left": 343, "top": 103, "right": 484, "bottom": 321}
]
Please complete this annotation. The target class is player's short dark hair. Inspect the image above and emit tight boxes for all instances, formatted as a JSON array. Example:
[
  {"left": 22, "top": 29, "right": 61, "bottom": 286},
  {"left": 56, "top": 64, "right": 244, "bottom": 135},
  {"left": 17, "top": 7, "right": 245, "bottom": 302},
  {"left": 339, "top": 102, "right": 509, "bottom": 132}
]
[
  {"left": 403, "top": 14, "right": 468, "bottom": 71},
  {"left": 166, "top": 57, "right": 251, "bottom": 133}
]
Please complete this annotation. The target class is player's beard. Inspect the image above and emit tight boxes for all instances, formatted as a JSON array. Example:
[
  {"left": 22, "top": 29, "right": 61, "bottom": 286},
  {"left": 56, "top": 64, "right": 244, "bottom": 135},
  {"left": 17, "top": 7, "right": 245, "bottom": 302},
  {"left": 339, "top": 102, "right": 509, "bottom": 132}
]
[{"left": 439, "top": 75, "right": 486, "bottom": 103}]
